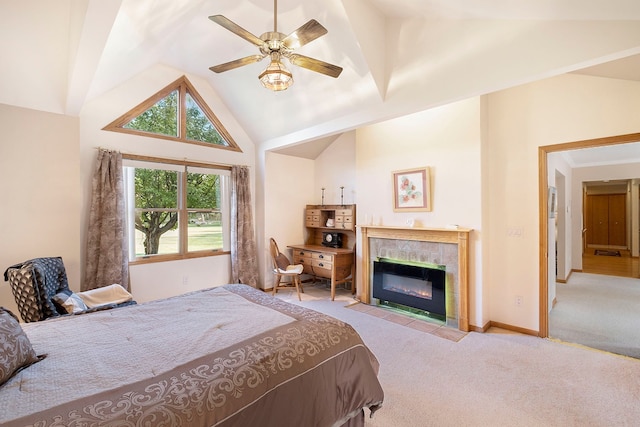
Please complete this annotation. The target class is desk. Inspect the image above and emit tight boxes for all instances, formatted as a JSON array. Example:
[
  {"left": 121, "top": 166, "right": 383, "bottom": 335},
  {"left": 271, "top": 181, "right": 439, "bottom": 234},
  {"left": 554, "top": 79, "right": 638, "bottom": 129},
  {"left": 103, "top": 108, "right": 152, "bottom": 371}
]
[{"left": 288, "top": 244, "right": 354, "bottom": 301}]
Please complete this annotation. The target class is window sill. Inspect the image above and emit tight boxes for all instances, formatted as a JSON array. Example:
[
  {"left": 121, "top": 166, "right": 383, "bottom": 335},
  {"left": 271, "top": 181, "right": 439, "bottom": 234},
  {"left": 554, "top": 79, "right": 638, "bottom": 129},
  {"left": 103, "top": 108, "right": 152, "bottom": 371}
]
[{"left": 130, "top": 250, "right": 230, "bottom": 265}]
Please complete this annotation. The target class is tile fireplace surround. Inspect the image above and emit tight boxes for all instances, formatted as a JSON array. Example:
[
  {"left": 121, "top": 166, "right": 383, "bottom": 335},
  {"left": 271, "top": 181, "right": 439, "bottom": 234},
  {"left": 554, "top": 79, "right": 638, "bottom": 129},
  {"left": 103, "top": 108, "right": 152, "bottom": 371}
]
[{"left": 359, "top": 225, "right": 472, "bottom": 332}]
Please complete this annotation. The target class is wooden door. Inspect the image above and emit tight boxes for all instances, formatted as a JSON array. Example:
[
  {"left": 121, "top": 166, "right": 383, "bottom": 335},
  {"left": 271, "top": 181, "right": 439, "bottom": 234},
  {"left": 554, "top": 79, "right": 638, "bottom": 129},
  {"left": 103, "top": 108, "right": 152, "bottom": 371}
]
[
  {"left": 608, "top": 194, "right": 626, "bottom": 246},
  {"left": 585, "top": 193, "right": 627, "bottom": 247},
  {"left": 588, "top": 194, "right": 609, "bottom": 246}
]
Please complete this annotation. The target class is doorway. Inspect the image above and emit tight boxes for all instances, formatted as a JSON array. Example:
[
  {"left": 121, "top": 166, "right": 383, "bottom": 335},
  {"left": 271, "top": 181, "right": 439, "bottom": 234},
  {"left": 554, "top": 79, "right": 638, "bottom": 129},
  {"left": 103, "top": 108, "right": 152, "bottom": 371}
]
[
  {"left": 584, "top": 183, "right": 627, "bottom": 250},
  {"left": 539, "top": 132, "right": 640, "bottom": 339}
]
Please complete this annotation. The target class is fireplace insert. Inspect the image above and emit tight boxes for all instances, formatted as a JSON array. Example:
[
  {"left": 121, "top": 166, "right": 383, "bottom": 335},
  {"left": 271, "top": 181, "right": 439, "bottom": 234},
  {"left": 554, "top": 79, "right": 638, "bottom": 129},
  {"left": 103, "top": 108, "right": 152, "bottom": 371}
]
[{"left": 373, "top": 258, "right": 446, "bottom": 319}]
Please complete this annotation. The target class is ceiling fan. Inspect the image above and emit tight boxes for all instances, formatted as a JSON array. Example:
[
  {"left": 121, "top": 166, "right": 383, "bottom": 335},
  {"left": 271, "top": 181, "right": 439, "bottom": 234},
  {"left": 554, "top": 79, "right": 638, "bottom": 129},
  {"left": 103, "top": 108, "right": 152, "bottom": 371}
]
[{"left": 208, "top": 0, "right": 343, "bottom": 91}]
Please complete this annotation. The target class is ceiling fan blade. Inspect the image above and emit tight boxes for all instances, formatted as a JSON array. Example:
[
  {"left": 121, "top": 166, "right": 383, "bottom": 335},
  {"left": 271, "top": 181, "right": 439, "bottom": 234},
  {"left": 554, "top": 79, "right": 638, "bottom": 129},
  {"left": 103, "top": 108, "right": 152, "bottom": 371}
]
[
  {"left": 282, "top": 19, "right": 328, "bottom": 50},
  {"left": 209, "top": 55, "right": 266, "bottom": 73},
  {"left": 288, "top": 54, "right": 343, "bottom": 78},
  {"left": 209, "top": 15, "right": 266, "bottom": 48}
]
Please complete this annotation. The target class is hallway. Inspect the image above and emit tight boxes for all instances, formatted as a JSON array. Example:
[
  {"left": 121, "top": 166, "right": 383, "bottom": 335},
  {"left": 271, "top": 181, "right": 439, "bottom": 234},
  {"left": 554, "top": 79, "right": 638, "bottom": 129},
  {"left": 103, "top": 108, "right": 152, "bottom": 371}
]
[
  {"left": 550, "top": 271, "right": 640, "bottom": 359},
  {"left": 582, "top": 249, "right": 639, "bottom": 278},
  {"left": 549, "top": 250, "right": 640, "bottom": 358}
]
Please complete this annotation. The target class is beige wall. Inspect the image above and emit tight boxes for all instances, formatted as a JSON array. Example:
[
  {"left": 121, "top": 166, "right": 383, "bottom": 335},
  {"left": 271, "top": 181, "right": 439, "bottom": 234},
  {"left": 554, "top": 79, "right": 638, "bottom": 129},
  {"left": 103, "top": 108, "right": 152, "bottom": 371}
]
[
  {"left": 486, "top": 73, "right": 640, "bottom": 331},
  {"left": 262, "top": 152, "right": 315, "bottom": 289},
  {"left": 315, "top": 132, "right": 357, "bottom": 207},
  {"left": 0, "top": 104, "right": 80, "bottom": 314},
  {"left": 3, "top": 67, "right": 640, "bottom": 333},
  {"left": 355, "top": 98, "right": 485, "bottom": 328},
  {"left": 546, "top": 152, "right": 574, "bottom": 311},
  {"left": 262, "top": 73, "right": 640, "bottom": 333},
  {"left": 0, "top": 65, "right": 258, "bottom": 312},
  {"left": 78, "top": 64, "right": 257, "bottom": 298},
  {"left": 260, "top": 133, "right": 357, "bottom": 289}
]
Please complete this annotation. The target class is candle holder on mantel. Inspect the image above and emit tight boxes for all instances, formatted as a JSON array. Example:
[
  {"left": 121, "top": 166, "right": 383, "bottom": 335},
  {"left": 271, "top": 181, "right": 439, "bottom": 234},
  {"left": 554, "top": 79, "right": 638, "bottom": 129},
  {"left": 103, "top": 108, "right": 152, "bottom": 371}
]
[
  {"left": 321, "top": 188, "right": 325, "bottom": 206},
  {"left": 340, "top": 186, "right": 345, "bottom": 207}
]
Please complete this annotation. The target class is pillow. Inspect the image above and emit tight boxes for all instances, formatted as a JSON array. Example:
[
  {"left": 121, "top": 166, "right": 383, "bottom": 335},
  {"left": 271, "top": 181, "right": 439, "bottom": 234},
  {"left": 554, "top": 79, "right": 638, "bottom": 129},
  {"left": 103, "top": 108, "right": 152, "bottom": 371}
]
[
  {"left": 52, "top": 289, "right": 89, "bottom": 314},
  {"left": 0, "top": 307, "right": 45, "bottom": 386}
]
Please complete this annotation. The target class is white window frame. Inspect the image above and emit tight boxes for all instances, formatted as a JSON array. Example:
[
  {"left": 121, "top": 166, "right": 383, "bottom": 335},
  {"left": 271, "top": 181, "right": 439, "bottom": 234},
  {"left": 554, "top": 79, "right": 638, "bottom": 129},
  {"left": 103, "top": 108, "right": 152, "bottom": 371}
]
[{"left": 123, "top": 157, "right": 231, "bottom": 264}]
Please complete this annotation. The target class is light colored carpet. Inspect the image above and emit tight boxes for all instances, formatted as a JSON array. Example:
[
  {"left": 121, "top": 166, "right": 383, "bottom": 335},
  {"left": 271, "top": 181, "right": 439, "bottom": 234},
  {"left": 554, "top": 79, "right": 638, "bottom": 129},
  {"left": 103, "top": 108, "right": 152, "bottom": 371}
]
[
  {"left": 549, "top": 272, "right": 640, "bottom": 359},
  {"left": 275, "top": 282, "right": 640, "bottom": 427}
]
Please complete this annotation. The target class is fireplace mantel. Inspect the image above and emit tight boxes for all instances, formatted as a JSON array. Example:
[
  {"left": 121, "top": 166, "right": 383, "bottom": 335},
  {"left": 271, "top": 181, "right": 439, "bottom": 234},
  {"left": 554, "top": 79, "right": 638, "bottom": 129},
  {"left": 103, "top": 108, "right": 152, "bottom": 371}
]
[{"left": 359, "top": 225, "right": 472, "bottom": 331}]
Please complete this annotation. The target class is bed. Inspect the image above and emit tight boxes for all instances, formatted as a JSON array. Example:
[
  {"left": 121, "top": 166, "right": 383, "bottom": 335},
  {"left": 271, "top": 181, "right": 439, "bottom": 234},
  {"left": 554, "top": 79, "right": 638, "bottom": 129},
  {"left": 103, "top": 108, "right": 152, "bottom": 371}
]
[{"left": 0, "top": 283, "right": 383, "bottom": 427}]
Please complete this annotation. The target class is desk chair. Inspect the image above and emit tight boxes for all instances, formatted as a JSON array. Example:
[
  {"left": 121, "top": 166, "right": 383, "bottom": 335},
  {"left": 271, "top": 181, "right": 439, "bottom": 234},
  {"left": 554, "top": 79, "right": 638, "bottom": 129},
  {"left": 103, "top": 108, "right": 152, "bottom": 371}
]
[{"left": 269, "top": 238, "right": 304, "bottom": 301}]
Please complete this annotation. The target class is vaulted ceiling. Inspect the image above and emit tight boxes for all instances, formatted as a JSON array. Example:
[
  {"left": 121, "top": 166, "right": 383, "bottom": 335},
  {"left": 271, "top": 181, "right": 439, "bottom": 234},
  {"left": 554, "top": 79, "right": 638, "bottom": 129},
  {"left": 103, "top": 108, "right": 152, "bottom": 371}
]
[{"left": 2, "top": 0, "right": 640, "bottom": 161}]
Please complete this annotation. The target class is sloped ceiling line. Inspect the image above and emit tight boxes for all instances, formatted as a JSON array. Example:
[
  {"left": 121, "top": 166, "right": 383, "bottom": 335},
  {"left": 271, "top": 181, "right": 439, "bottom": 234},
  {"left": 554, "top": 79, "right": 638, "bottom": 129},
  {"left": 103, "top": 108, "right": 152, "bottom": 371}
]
[
  {"left": 341, "top": 0, "right": 388, "bottom": 100},
  {"left": 66, "top": 0, "right": 123, "bottom": 115}
]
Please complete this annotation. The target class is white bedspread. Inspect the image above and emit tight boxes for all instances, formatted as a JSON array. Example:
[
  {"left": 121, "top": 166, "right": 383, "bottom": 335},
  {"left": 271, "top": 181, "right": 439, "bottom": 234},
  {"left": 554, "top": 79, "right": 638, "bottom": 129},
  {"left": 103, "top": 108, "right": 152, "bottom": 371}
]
[{"left": 0, "top": 287, "right": 295, "bottom": 422}]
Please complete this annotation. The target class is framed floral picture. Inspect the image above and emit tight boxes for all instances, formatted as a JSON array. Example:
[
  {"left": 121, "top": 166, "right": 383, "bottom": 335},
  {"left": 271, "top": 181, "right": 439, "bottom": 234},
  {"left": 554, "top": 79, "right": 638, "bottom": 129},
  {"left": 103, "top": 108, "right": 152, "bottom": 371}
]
[{"left": 392, "top": 167, "right": 431, "bottom": 212}]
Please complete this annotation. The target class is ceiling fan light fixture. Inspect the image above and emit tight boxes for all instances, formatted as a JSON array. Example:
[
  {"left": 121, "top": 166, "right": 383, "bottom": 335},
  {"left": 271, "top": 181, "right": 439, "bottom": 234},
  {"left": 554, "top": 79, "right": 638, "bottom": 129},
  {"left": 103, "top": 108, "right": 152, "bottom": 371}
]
[
  {"left": 209, "top": 0, "right": 341, "bottom": 89},
  {"left": 259, "top": 54, "right": 293, "bottom": 91}
]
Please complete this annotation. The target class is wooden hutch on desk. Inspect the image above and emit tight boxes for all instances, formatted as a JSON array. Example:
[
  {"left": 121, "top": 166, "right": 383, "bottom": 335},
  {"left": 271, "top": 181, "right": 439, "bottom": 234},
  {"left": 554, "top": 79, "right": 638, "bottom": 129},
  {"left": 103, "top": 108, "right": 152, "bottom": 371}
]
[{"left": 288, "top": 204, "right": 356, "bottom": 301}]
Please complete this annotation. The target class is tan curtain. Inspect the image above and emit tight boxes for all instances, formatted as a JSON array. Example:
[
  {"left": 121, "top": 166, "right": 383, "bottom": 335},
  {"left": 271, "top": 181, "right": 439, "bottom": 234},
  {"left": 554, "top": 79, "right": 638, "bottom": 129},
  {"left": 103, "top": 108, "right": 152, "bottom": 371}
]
[
  {"left": 83, "top": 149, "right": 129, "bottom": 291},
  {"left": 230, "top": 166, "right": 259, "bottom": 288}
]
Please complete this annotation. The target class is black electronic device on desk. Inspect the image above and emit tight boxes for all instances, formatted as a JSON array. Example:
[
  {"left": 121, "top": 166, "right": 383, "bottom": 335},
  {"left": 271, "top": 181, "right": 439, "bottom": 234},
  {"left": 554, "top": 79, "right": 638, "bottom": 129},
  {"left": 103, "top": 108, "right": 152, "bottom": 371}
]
[{"left": 322, "top": 232, "right": 342, "bottom": 248}]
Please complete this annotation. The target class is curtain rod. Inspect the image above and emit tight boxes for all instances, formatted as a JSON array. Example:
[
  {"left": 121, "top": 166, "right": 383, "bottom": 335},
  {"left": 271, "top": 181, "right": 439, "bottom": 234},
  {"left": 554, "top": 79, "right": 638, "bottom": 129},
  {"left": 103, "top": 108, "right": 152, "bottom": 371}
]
[{"left": 94, "top": 147, "right": 249, "bottom": 169}]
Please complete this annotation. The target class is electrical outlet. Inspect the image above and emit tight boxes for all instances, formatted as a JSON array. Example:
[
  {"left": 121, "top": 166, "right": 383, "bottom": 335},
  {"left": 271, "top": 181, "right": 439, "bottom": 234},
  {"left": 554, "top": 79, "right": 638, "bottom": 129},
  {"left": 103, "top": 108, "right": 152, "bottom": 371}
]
[
  {"left": 182, "top": 275, "right": 189, "bottom": 286},
  {"left": 515, "top": 296, "right": 523, "bottom": 306}
]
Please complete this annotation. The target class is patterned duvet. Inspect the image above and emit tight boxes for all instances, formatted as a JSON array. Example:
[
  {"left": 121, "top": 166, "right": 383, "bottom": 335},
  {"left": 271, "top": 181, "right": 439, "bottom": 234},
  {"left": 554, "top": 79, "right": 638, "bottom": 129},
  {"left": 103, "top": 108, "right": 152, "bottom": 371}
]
[{"left": 0, "top": 284, "right": 383, "bottom": 426}]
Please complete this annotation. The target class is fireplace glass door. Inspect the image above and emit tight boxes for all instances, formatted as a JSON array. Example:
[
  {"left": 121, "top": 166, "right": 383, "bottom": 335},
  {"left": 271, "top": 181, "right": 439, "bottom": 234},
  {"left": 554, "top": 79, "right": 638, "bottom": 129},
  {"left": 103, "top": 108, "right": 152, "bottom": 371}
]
[{"left": 373, "top": 259, "right": 446, "bottom": 317}]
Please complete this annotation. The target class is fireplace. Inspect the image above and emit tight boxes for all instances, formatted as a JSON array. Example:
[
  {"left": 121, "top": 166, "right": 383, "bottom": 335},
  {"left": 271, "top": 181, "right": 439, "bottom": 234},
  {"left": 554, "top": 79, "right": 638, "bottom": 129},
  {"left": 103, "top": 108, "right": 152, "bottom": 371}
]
[
  {"left": 360, "top": 225, "right": 471, "bottom": 331},
  {"left": 373, "top": 258, "right": 446, "bottom": 320}
]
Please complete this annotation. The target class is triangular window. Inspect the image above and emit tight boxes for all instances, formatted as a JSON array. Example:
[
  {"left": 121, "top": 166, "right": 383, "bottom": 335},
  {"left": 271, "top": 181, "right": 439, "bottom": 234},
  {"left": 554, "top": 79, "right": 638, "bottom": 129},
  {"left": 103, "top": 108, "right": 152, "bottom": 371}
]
[
  {"left": 125, "top": 89, "right": 179, "bottom": 138},
  {"left": 104, "top": 76, "right": 241, "bottom": 152}
]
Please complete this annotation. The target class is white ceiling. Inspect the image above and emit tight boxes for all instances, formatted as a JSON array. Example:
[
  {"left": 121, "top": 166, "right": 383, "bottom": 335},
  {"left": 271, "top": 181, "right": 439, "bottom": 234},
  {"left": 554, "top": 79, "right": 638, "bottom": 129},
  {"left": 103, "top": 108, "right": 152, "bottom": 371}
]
[
  {"left": 1, "top": 0, "right": 640, "bottom": 164},
  {"left": 560, "top": 142, "right": 640, "bottom": 168}
]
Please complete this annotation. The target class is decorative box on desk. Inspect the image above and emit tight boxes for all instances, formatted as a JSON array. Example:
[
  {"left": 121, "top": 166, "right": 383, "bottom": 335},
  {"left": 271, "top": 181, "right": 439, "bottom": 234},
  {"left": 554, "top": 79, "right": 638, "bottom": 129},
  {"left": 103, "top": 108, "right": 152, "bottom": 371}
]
[{"left": 288, "top": 244, "right": 354, "bottom": 301}]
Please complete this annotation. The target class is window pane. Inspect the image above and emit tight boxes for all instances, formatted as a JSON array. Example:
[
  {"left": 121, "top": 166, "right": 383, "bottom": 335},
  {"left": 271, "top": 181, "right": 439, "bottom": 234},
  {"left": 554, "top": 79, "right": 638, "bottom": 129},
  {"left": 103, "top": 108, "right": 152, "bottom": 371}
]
[
  {"left": 124, "top": 163, "right": 230, "bottom": 260},
  {"left": 125, "top": 90, "right": 178, "bottom": 137},
  {"left": 187, "top": 172, "right": 220, "bottom": 209},
  {"left": 135, "top": 168, "right": 178, "bottom": 209},
  {"left": 187, "top": 171, "right": 222, "bottom": 251},
  {"left": 134, "top": 210, "right": 179, "bottom": 256},
  {"left": 185, "top": 93, "right": 229, "bottom": 146},
  {"left": 188, "top": 211, "right": 223, "bottom": 251},
  {"left": 133, "top": 168, "right": 179, "bottom": 256}
]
